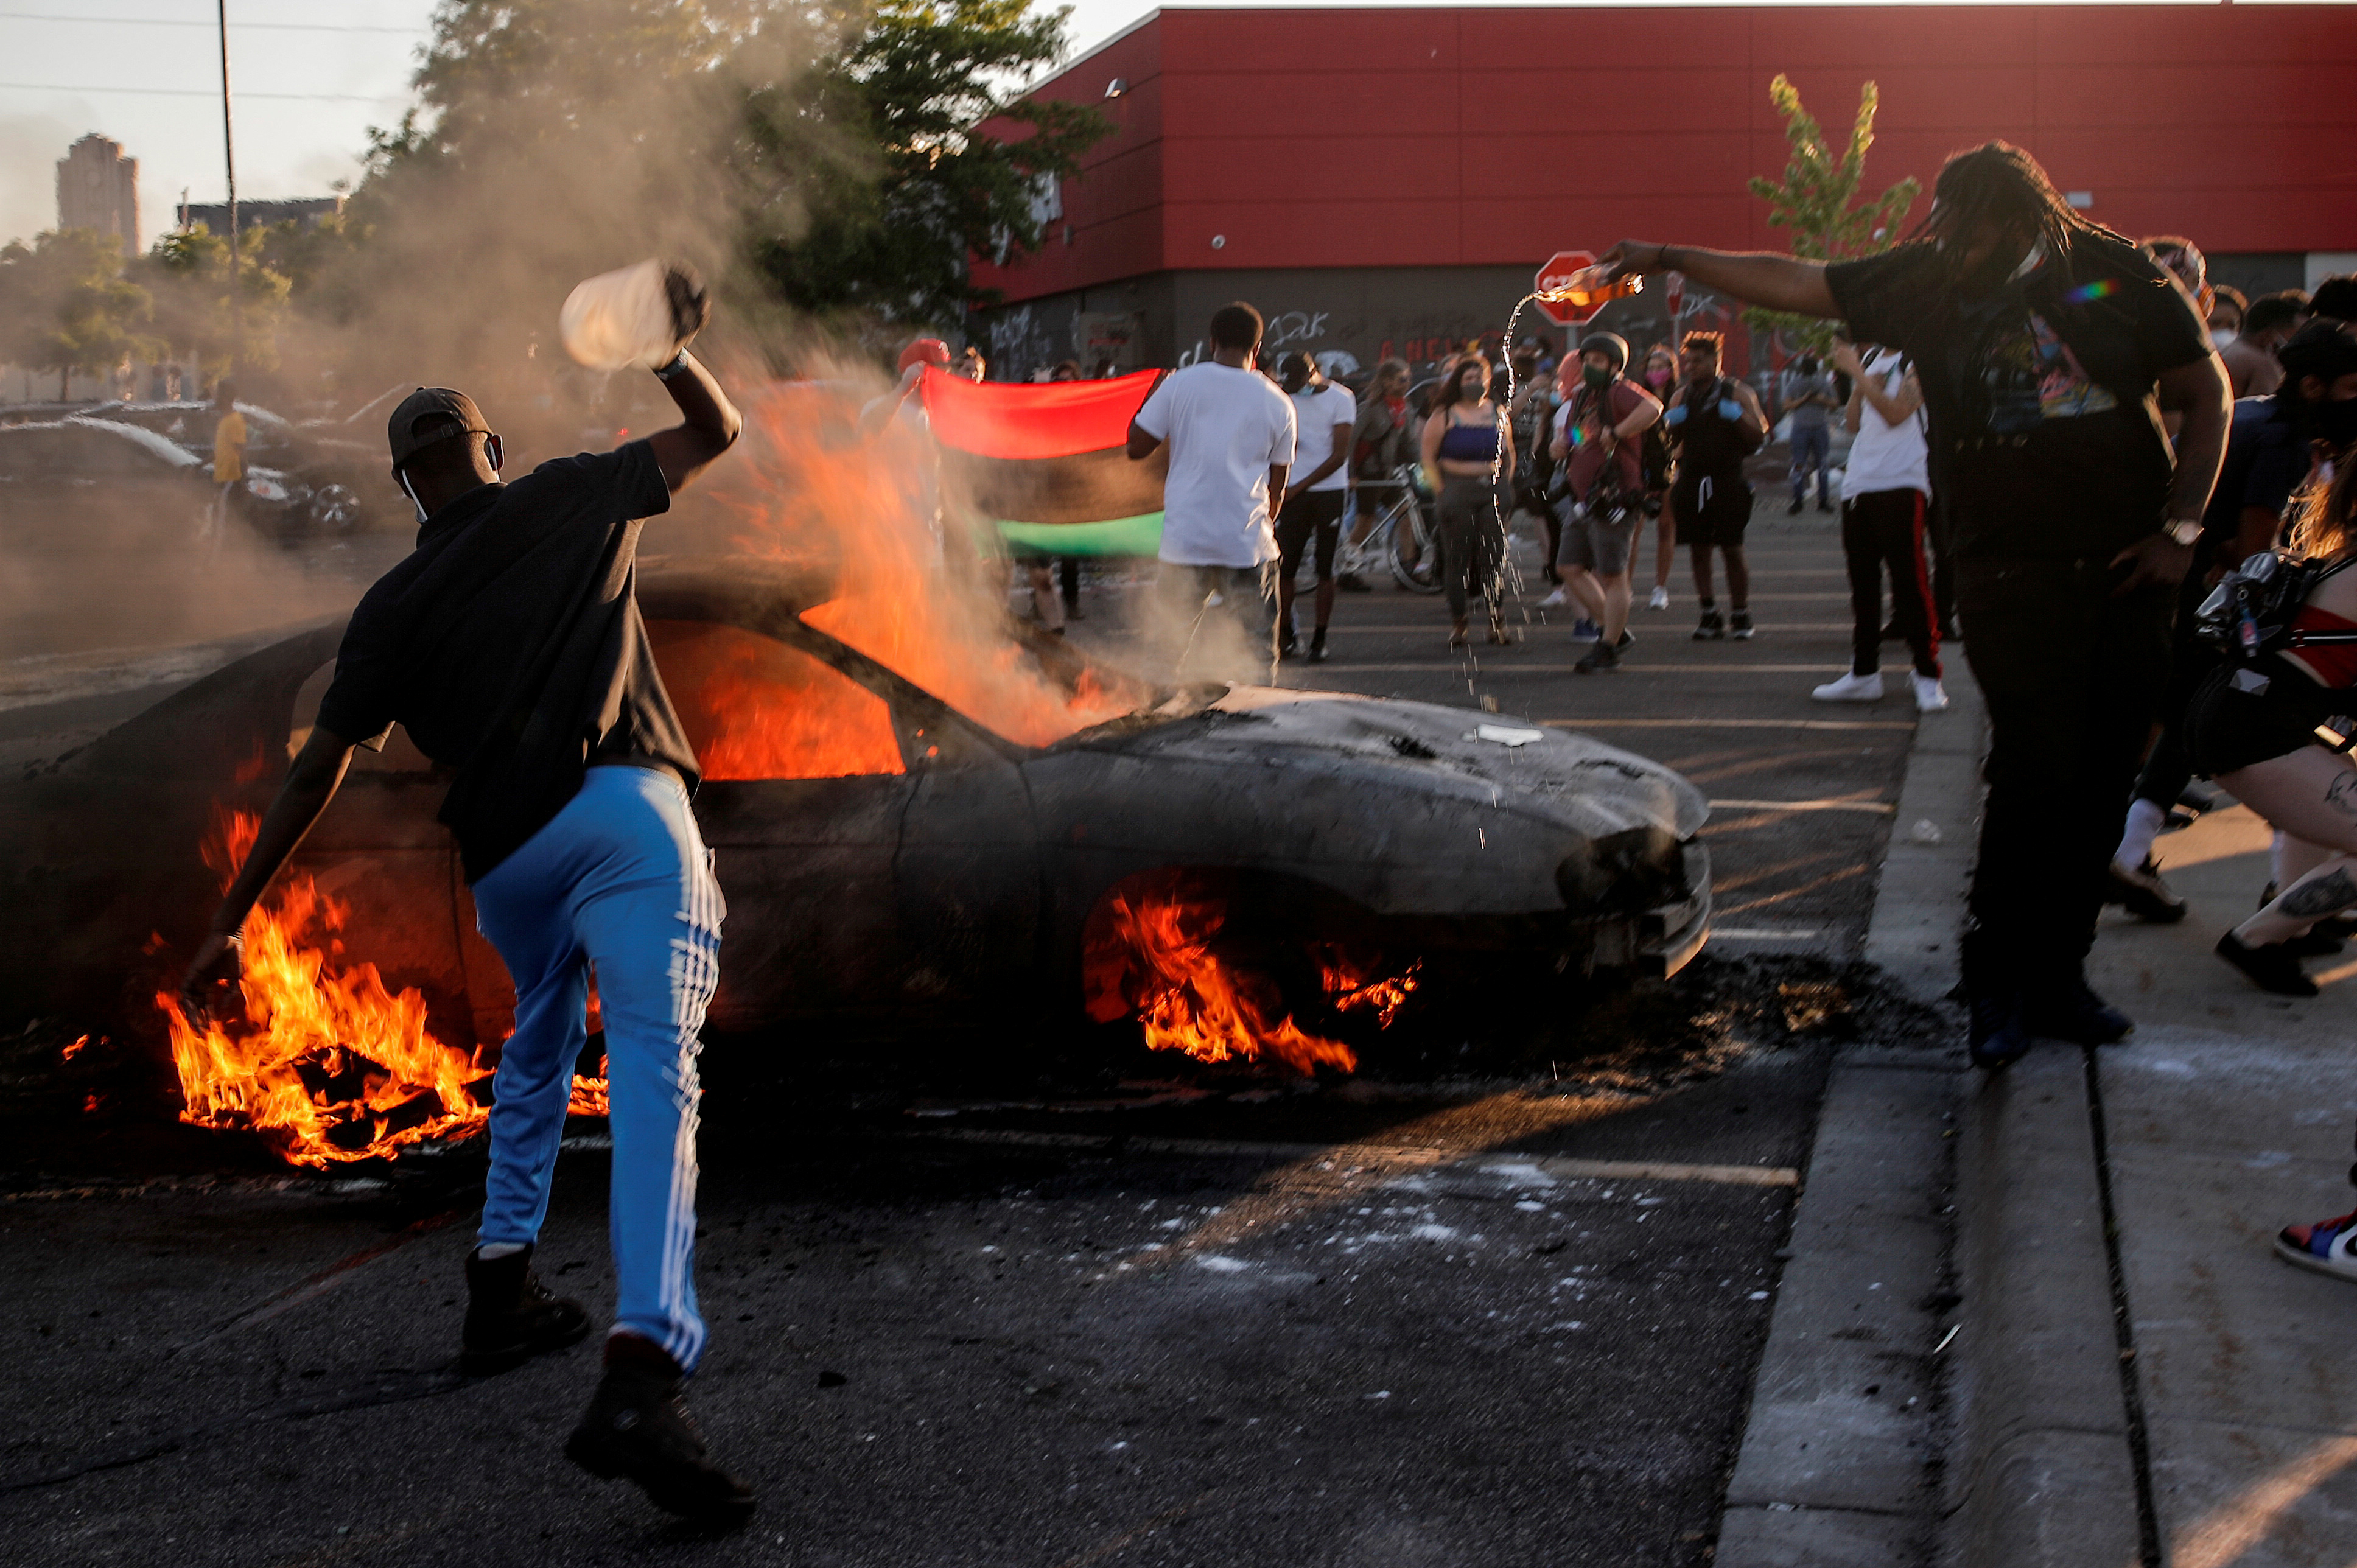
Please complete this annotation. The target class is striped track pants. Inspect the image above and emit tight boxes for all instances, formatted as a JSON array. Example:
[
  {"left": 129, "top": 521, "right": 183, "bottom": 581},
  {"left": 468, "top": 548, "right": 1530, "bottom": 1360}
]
[{"left": 471, "top": 763, "right": 722, "bottom": 1372}]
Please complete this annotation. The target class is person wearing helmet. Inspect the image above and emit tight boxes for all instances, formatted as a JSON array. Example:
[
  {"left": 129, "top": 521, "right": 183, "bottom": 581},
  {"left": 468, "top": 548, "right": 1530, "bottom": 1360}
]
[{"left": 1548, "top": 332, "right": 1661, "bottom": 673}]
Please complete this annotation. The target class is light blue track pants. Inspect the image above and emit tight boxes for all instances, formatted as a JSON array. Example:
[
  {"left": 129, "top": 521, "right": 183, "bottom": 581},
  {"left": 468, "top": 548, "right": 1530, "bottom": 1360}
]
[{"left": 470, "top": 763, "right": 723, "bottom": 1373}]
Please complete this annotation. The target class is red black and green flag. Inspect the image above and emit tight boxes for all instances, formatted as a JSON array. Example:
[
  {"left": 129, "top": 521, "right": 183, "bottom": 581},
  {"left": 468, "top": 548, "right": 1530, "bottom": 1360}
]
[{"left": 922, "top": 366, "right": 1168, "bottom": 557}]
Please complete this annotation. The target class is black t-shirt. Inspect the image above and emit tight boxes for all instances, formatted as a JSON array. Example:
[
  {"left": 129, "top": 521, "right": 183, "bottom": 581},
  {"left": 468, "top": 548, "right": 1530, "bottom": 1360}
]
[
  {"left": 2200, "top": 394, "right": 2311, "bottom": 561},
  {"left": 1826, "top": 234, "right": 2212, "bottom": 559},
  {"left": 316, "top": 440, "right": 696, "bottom": 881}
]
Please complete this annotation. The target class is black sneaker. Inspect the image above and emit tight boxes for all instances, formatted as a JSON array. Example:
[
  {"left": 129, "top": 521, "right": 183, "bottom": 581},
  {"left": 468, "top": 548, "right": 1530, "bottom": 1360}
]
[
  {"left": 2022, "top": 976, "right": 2134, "bottom": 1045},
  {"left": 2106, "top": 856, "right": 2187, "bottom": 923},
  {"left": 2216, "top": 931, "right": 2319, "bottom": 997},
  {"left": 1574, "top": 640, "right": 1622, "bottom": 674},
  {"left": 1277, "top": 635, "right": 1298, "bottom": 662},
  {"left": 1693, "top": 610, "right": 1726, "bottom": 641},
  {"left": 1615, "top": 629, "right": 1635, "bottom": 651},
  {"left": 1968, "top": 990, "right": 2035, "bottom": 1070},
  {"left": 1786, "top": 498, "right": 1804, "bottom": 516},
  {"left": 461, "top": 1245, "right": 591, "bottom": 1376},
  {"left": 2282, "top": 929, "right": 2347, "bottom": 959},
  {"left": 1307, "top": 631, "right": 1329, "bottom": 664},
  {"left": 567, "top": 1337, "right": 757, "bottom": 1528},
  {"left": 1729, "top": 609, "right": 1755, "bottom": 640}
]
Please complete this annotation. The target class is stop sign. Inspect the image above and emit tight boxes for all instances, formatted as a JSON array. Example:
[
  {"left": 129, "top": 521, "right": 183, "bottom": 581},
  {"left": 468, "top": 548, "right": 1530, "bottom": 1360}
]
[{"left": 1535, "top": 250, "right": 1603, "bottom": 326}]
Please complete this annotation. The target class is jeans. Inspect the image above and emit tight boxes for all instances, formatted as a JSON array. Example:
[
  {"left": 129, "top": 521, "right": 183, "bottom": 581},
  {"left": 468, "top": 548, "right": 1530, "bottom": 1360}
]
[
  {"left": 1956, "top": 558, "right": 2176, "bottom": 992},
  {"left": 1155, "top": 560, "right": 1279, "bottom": 679},
  {"left": 1435, "top": 475, "right": 1504, "bottom": 620},
  {"left": 1841, "top": 489, "right": 1939, "bottom": 679},
  {"left": 471, "top": 763, "right": 724, "bottom": 1372},
  {"left": 1789, "top": 424, "right": 1830, "bottom": 505}
]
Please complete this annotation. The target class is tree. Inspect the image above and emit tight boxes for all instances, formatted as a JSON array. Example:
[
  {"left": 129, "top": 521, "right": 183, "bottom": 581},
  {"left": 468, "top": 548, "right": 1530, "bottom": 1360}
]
[
  {"left": 139, "top": 224, "right": 293, "bottom": 374},
  {"left": 1743, "top": 74, "right": 1919, "bottom": 355},
  {"left": 746, "top": 0, "right": 1110, "bottom": 324},
  {"left": 0, "top": 229, "right": 161, "bottom": 399}
]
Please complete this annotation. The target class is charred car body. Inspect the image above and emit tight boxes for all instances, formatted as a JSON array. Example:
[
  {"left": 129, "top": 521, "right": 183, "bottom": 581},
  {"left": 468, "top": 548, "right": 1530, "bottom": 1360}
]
[{"left": 0, "top": 561, "right": 1709, "bottom": 1050}]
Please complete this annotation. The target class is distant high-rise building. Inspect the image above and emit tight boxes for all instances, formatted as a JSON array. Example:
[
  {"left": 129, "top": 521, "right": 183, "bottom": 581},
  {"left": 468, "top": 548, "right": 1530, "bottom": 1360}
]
[
  {"left": 57, "top": 134, "right": 139, "bottom": 253},
  {"left": 177, "top": 194, "right": 343, "bottom": 238}
]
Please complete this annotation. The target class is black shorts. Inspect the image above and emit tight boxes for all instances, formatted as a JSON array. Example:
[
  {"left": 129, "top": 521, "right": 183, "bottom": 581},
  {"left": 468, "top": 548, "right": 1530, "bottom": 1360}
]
[
  {"left": 1672, "top": 468, "right": 1752, "bottom": 548},
  {"left": 1276, "top": 489, "right": 1347, "bottom": 578},
  {"left": 2185, "top": 659, "right": 2336, "bottom": 776}
]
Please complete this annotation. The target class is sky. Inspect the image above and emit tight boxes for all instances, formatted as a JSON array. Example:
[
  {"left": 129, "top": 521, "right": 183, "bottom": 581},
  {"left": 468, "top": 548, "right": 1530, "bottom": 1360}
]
[{"left": 0, "top": 0, "right": 2262, "bottom": 252}]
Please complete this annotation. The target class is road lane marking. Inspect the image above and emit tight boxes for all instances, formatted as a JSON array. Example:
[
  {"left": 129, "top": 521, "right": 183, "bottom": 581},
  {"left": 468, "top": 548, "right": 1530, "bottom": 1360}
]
[
  {"left": 1711, "top": 798, "right": 1896, "bottom": 814},
  {"left": 1539, "top": 718, "right": 1915, "bottom": 731}
]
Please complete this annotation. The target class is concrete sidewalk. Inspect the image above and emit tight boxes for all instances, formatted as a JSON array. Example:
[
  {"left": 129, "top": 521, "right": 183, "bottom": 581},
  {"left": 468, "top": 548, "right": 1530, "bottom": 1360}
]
[
  {"left": 1949, "top": 800, "right": 2357, "bottom": 1567},
  {"left": 2092, "top": 805, "right": 2357, "bottom": 1566}
]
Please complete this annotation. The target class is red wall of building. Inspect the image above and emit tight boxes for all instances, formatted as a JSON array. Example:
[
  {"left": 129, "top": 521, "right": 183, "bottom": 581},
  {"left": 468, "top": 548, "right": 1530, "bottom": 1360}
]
[{"left": 974, "top": 3, "right": 2357, "bottom": 304}]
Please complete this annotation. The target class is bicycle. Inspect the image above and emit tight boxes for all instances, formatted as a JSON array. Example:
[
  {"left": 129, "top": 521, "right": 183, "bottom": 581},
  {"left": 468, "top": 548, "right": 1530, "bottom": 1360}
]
[{"left": 1335, "top": 471, "right": 1442, "bottom": 594}]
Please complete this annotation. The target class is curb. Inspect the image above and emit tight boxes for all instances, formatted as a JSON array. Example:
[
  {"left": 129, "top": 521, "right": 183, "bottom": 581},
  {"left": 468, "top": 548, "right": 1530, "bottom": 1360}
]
[{"left": 1712, "top": 666, "right": 1985, "bottom": 1567}]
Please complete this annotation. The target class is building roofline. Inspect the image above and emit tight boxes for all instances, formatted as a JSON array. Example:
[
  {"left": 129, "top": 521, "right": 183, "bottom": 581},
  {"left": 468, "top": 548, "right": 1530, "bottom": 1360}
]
[{"left": 1043, "top": 6, "right": 1163, "bottom": 84}]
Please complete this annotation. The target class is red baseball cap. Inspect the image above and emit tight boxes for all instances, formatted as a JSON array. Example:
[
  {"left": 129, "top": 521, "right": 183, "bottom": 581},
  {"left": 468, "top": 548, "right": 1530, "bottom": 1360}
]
[{"left": 897, "top": 338, "right": 951, "bottom": 373}]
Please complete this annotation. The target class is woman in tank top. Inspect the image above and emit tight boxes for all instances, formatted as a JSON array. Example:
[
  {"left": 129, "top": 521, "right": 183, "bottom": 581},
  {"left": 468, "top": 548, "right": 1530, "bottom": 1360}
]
[{"left": 1419, "top": 355, "right": 1517, "bottom": 646}]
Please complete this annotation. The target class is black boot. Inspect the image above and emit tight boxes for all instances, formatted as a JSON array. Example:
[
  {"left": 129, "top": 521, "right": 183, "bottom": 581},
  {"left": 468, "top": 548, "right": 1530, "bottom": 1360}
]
[
  {"left": 567, "top": 1335, "right": 757, "bottom": 1528},
  {"left": 1967, "top": 989, "right": 2034, "bottom": 1071},
  {"left": 462, "top": 1245, "right": 591, "bottom": 1376},
  {"left": 2022, "top": 975, "right": 2134, "bottom": 1045},
  {"left": 2216, "top": 931, "right": 2319, "bottom": 997}
]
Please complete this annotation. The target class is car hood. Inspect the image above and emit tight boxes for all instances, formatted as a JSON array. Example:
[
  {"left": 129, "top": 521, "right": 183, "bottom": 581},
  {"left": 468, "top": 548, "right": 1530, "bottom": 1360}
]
[{"left": 1079, "top": 686, "right": 1708, "bottom": 842}]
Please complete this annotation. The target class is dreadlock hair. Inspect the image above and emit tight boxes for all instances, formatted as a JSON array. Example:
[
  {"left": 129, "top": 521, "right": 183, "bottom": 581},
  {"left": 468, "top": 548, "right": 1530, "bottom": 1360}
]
[
  {"left": 2289, "top": 449, "right": 2357, "bottom": 564},
  {"left": 1910, "top": 141, "right": 2126, "bottom": 283}
]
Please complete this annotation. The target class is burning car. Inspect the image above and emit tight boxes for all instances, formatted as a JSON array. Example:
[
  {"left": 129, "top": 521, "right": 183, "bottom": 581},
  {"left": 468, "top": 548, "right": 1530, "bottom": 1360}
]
[{"left": 0, "top": 556, "right": 1707, "bottom": 1158}]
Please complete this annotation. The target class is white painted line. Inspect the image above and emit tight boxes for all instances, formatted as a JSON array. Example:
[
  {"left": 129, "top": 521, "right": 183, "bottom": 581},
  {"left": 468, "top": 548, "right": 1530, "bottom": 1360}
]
[
  {"left": 1710, "top": 927, "right": 1827, "bottom": 940},
  {"left": 1505, "top": 1155, "right": 1801, "bottom": 1189},
  {"left": 1540, "top": 718, "right": 1915, "bottom": 732},
  {"left": 1313, "top": 663, "right": 1855, "bottom": 674},
  {"left": 1711, "top": 799, "right": 1896, "bottom": 815}
]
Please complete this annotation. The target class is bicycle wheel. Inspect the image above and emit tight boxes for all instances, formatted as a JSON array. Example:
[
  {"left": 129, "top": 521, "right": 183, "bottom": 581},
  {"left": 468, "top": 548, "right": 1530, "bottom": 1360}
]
[{"left": 1388, "top": 502, "right": 1443, "bottom": 594}]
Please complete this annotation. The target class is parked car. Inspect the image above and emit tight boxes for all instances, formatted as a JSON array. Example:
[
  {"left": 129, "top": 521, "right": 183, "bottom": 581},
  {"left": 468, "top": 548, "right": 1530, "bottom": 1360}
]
[
  {"left": 0, "top": 415, "right": 359, "bottom": 537},
  {"left": 0, "top": 558, "right": 1711, "bottom": 1054}
]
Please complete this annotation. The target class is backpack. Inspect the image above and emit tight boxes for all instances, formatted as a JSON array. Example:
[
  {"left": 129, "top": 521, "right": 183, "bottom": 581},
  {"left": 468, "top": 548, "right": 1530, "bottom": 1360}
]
[{"left": 2194, "top": 551, "right": 2357, "bottom": 662}]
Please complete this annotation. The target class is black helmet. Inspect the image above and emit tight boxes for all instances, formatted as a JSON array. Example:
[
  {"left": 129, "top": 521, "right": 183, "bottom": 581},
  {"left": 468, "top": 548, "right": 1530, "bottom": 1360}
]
[{"left": 1578, "top": 332, "right": 1629, "bottom": 374}]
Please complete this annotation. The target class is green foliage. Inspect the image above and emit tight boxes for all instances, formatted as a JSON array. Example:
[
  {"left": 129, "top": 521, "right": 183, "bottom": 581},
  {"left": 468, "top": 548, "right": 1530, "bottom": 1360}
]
[
  {"left": 137, "top": 225, "right": 293, "bottom": 372},
  {"left": 747, "top": 0, "right": 1110, "bottom": 324},
  {"left": 0, "top": 229, "right": 161, "bottom": 398},
  {"left": 1743, "top": 74, "right": 1919, "bottom": 355}
]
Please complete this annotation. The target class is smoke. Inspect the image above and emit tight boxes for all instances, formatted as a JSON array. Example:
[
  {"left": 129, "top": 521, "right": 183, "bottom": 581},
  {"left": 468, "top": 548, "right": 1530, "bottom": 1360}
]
[{"left": 0, "top": 111, "right": 79, "bottom": 248}]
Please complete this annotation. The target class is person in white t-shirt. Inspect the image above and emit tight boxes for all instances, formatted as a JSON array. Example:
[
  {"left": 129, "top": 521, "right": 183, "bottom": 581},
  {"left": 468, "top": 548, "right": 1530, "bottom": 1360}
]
[
  {"left": 1127, "top": 303, "right": 1296, "bottom": 678},
  {"left": 1812, "top": 339, "right": 1947, "bottom": 714},
  {"left": 1274, "top": 350, "right": 1357, "bottom": 663}
]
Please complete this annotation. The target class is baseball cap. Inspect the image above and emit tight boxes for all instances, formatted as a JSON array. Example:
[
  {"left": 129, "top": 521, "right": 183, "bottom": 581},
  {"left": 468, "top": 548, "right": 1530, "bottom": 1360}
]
[
  {"left": 1579, "top": 332, "right": 1630, "bottom": 373},
  {"left": 1277, "top": 350, "right": 1319, "bottom": 377},
  {"left": 387, "top": 387, "right": 492, "bottom": 468},
  {"left": 897, "top": 338, "right": 951, "bottom": 373}
]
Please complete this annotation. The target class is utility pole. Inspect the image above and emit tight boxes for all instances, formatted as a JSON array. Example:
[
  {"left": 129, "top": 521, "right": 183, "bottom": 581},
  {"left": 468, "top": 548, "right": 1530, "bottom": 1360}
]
[{"left": 216, "top": 0, "right": 239, "bottom": 377}]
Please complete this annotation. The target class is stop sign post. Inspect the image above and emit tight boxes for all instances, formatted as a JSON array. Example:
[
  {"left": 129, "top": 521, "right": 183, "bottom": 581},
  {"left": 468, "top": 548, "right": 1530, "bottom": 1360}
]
[{"left": 1535, "top": 250, "right": 1603, "bottom": 327}]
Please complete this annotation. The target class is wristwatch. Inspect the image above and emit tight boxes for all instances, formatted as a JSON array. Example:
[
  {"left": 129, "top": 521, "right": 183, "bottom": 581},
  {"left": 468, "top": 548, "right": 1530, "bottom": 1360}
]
[{"left": 2163, "top": 517, "right": 2204, "bottom": 547}]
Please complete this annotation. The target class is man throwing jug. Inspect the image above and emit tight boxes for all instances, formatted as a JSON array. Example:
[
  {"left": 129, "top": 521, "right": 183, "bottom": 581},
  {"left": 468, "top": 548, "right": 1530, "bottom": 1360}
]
[
  {"left": 1602, "top": 140, "right": 2230, "bottom": 1068},
  {"left": 178, "top": 297, "right": 751, "bottom": 1522}
]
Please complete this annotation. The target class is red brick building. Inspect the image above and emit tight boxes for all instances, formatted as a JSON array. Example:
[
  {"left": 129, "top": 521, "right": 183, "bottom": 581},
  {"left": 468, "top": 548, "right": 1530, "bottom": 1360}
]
[{"left": 970, "top": 4, "right": 2357, "bottom": 382}]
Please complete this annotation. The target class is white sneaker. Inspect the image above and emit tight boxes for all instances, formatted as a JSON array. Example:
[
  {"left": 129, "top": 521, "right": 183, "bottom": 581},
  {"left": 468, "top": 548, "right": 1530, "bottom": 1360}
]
[
  {"left": 1538, "top": 587, "right": 1568, "bottom": 608},
  {"left": 1811, "top": 670, "right": 1884, "bottom": 703},
  {"left": 1912, "top": 673, "right": 1950, "bottom": 713},
  {"left": 1647, "top": 585, "right": 1670, "bottom": 611}
]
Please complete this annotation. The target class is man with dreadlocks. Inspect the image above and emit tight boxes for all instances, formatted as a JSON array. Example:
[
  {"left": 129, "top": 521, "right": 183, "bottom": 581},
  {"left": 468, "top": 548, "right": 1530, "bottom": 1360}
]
[{"left": 1601, "top": 141, "right": 2231, "bottom": 1069}]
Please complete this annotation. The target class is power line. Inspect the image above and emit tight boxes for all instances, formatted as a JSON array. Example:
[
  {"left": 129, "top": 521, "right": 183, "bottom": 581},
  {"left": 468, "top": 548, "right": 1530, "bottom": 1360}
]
[
  {"left": 0, "top": 81, "right": 407, "bottom": 102},
  {"left": 0, "top": 11, "right": 426, "bottom": 30}
]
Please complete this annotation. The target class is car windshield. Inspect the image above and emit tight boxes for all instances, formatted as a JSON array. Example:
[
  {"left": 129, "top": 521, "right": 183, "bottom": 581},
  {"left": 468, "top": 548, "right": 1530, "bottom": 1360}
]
[{"left": 797, "top": 598, "right": 1178, "bottom": 748}]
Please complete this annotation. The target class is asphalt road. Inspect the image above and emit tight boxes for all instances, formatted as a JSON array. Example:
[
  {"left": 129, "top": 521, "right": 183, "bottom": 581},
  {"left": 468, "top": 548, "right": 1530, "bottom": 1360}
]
[{"left": 0, "top": 495, "right": 1941, "bottom": 1566}]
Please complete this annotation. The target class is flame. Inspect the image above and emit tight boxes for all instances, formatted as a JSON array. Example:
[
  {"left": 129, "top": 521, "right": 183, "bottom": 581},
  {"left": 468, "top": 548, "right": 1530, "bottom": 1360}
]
[
  {"left": 60, "top": 1035, "right": 86, "bottom": 1062},
  {"left": 155, "top": 809, "right": 608, "bottom": 1168},
  {"left": 652, "top": 620, "right": 903, "bottom": 781},
  {"left": 1084, "top": 875, "right": 1421, "bottom": 1076},
  {"left": 708, "top": 378, "right": 1148, "bottom": 751}
]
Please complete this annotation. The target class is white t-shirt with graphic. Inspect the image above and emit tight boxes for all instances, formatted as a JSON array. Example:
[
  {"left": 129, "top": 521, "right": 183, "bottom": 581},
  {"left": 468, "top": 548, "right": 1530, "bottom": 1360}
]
[
  {"left": 1844, "top": 349, "right": 1930, "bottom": 499},
  {"left": 1134, "top": 362, "right": 1297, "bottom": 567}
]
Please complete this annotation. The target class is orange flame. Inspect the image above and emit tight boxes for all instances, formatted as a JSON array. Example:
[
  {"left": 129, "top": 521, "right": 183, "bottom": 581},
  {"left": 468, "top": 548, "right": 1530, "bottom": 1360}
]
[
  {"left": 60, "top": 1035, "right": 87, "bottom": 1062},
  {"left": 651, "top": 620, "right": 904, "bottom": 782},
  {"left": 1084, "top": 877, "right": 1420, "bottom": 1076},
  {"left": 155, "top": 809, "right": 608, "bottom": 1168},
  {"left": 709, "top": 379, "right": 1147, "bottom": 751}
]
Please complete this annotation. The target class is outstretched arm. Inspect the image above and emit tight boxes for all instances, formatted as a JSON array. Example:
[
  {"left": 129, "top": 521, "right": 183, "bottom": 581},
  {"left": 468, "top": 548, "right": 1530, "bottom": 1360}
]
[
  {"left": 645, "top": 351, "right": 741, "bottom": 493},
  {"left": 1602, "top": 242, "right": 1841, "bottom": 320},
  {"left": 178, "top": 726, "right": 360, "bottom": 1013}
]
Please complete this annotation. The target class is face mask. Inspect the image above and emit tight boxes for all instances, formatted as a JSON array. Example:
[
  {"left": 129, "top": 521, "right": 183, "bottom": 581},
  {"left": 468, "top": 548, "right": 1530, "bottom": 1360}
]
[
  {"left": 2210, "top": 329, "right": 2238, "bottom": 351},
  {"left": 1645, "top": 367, "right": 1671, "bottom": 388},
  {"left": 1583, "top": 365, "right": 1612, "bottom": 392},
  {"left": 398, "top": 470, "right": 428, "bottom": 526}
]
